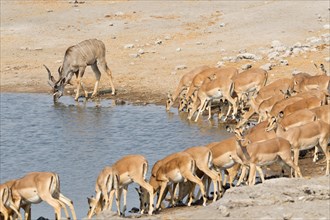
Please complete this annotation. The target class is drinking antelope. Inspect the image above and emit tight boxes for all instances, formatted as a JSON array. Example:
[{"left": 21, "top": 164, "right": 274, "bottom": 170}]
[
  {"left": 4, "top": 172, "right": 76, "bottom": 220},
  {"left": 147, "top": 152, "right": 207, "bottom": 210},
  {"left": 232, "top": 68, "right": 268, "bottom": 111},
  {"left": 166, "top": 65, "right": 210, "bottom": 111},
  {"left": 87, "top": 166, "right": 120, "bottom": 219},
  {"left": 266, "top": 112, "right": 330, "bottom": 176},
  {"left": 235, "top": 135, "right": 303, "bottom": 186},
  {"left": 45, "top": 39, "right": 115, "bottom": 102}
]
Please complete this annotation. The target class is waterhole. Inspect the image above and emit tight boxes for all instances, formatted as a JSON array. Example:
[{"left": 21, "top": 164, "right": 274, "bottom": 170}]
[{"left": 0, "top": 93, "right": 232, "bottom": 219}]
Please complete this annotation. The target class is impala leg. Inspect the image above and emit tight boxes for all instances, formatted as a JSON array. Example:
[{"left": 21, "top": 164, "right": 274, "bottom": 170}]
[
  {"left": 39, "top": 194, "right": 62, "bottom": 220},
  {"left": 184, "top": 172, "right": 207, "bottom": 206},
  {"left": 134, "top": 179, "right": 154, "bottom": 215},
  {"left": 24, "top": 205, "right": 31, "bottom": 220},
  {"left": 8, "top": 201, "right": 22, "bottom": 220},
  {"left": 200, "top": 169, "right": 219, "bottom": 202},
  {"left": 122, "top": 186, "right": 128, "bottom": 216},
  {"left": 256, "top": 166, "right": 265, "bottom": 183},
  {"left": 195, "top": 100, "right": 208, "bottom": 122},
  {"left": 248, "top": 163, "right": 256, "bottom": 186},
  {"left": 58, "top": 193, "right": 77, "bottom": 220},
  {"left": 156, "top": 182, "right": 167, "bottom": 210},
  {"left": 98, "top": 58, "right": 115, "bottom": 95},
  {"left": 293, "top": 148, "right": 300, "bottom": 177},
  {"left": 280, "top": 157, "right": 303, "bottom": 178},
  {"left": 114, "top": 186, "right": 121, "bottom": 216},
  {"left": 319, "top": 139, "right": 330, "bottom": 175}
]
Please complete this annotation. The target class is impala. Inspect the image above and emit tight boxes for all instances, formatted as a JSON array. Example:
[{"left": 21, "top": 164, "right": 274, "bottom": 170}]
[
  {"left": 235, "top": 134, "right": 303, "bottom": 185},
  {"left": 166, "top": 65, "right": 210, "bottom": 111},
  {"left": 268, "top": 96, "right": 303, "bottom": 118},
  {"left": 181, "top": 67, "right": 238, "bottom": 112},
  {"left": 205, "top": 138, "right": 248, "bottom": 186},
  {"left": 183, "top": 146, "right": 221, "bottom": 202},
  {"left": 87, "top": 166, "right": 120, "bottom": 219},
  {"left": 237, "top": 78, "right": 293, "bottom": 127},
  {"left": 0, "top": 184, "right": 22, "bottom": 220},
  {"left": 4, "top": 172, "right": 76, "bottom": 220},
  {"left": 293, "top": 74, "right": 330, "bottom": 95},
  {"left": 281, "top": 96, "right": 323, "bottom": 117},
  {"left": 232, "top": 68, "right": 268, "bottom": 110},
  {"left": 266, "top": 112, "right": 330, "bottom": 176},
  {"left": 187, "top": 68, "right": 238, "bottom": 121},
  {"left": 148, "top": 152, "right": 207, "bottom": 210},
  {"left": 45, "top": 39, "right": 115, "bottom": 102},
  {"left": 112, "top": 155, "right": 154, "bottom": 216},
  {"left": 310, "top": 105, "right": 330, "bottom": 124}
]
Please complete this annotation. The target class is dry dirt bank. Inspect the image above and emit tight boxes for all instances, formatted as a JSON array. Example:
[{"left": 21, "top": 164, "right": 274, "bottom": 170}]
[
  {"left": 1, "top": 1, "right": 330, "bottom": 219},
  {"left": 1, "top": 1, "right": 329, "bottom": 105}
]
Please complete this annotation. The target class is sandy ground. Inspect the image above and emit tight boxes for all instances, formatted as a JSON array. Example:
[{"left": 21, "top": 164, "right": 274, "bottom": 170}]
[{"left": 1, "top": 1, "right": 330, "bottom": 219}]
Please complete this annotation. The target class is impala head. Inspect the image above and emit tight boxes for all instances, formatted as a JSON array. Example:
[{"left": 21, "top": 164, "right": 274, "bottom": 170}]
[
  {"left": 166, "top": 93, "right": 173, "bottom": 111},
  {"left": 87, "top": 196, "right": 102, "bottom": 219},
  {"left": 234, "top": 128, "right": 250, "bottom": 146},
  {"left": 44, "top": 65, "right": 71, "bottom": 103},
  {"left": 178, "top": 98, "right": 188, "bottom": 112}
]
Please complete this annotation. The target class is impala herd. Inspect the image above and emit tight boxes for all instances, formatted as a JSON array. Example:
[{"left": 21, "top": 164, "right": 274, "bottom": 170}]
[{"left": 1, "top": 39, "right": 330, "bottom": 219}]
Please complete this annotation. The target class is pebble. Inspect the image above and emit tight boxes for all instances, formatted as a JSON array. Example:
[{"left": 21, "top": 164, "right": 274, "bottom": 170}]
[
  {"left": 175, "top": 65, "right": 187, "bottom": 70},
  {"left": 124, "top": 44, "right": 134, "bottom": 49},
  {"left": 324, "top": 57, "right": 330, "bottom": 62},
  {"left": 237, "top": 53, "right": 258, "bottom": 60},
  {"left": 129, "top": 53, "right": 139, "bottom": 58},
  {"left": 260, "top": 63, "right": 273, "bottom": 71},
  {"left": 218, "top": 205, "right": 230, "bottom": 217},
  {"left": 155, "top": 39, "right": 162, "bottom": 45},
  {"left": 241, "top": 64, "right": 252, "bottom": 70},
  {"left": 176, "top": 47, "right": 181, "bottom": 52}
]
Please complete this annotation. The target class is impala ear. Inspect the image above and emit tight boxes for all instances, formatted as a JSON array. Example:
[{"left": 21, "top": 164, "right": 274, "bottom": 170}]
[{"left": 278, "top": 111, "right": 284, "bottom": 118}]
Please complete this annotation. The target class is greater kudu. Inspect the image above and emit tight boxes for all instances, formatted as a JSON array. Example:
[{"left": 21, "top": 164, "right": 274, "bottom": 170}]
[{"left": 44, "top": 39, "right": 115, "bottom": 102}]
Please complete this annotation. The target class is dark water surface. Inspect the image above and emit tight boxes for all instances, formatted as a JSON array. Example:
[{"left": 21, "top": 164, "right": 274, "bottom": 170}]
[{"left": 0, "top": 93, "right": 231, "bottom": 219}]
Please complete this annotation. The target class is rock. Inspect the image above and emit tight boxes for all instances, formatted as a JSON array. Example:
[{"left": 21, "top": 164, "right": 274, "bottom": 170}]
[
  {"left": 115, "top": 11, "right": 124, "bottom": 16},
  {"left": 218, "top": 205, "right": 230, "bottom": 217},
  {"left": 216, "top": 61, "right": 225, "bottom": 68},
  {"left": 260, "top": 63, "right": 273, "bottom": 71},
  {"left": 129, "top": 53, "right": 139, "bottom": 58},
  {"left": 164, "top": 36, "right": 171, "bottom": 40},
  {"left": 175, "top": 65, "right": 187, "bottom": 70},
  {"left": 323, "top": 24, "right": 330, "bottom": 30},
  {"left": 124, "top": 44, "right": 134, "bottom": 49},
  {"left": 324, "top": 57, "right": 330, "bottom": 62},
  {"left": 241, "top": 64, "right": 252, "bottom": 70},
  {"left": 219, "top": 23, "right": 226, "bottom": 27},
  {"left": 283, "top": 213, "right": 293, "bottom": 220},
  {"left": 237, "top": 53, "right": 258, "bottom": 60},
  {"left": 280, "top": 60, "right": 289, "bottom": 66},
  {"left": 268, "top": 51, "right": 280, "bottom": 60},
  {"left": 137, "top": 49, "right": 144, "bottom": 55},
  {"left": 176, "top": 47, "right": 181, "bottom": 52},
  {"left": 271, "top": 40, "right": 283, "bottom": 48},
  {"left": 155, "top": 39, "right": 162, "bottom": 45}
]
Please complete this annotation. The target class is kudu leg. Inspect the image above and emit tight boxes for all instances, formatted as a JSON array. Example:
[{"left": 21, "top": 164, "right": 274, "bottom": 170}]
[
  {"left": 75, "top": 68, "right": 87, "bottom": 101},
  {"left": 91, "top": 63, "right": 101, "bottom": 98},
  {"left": 98, "top": 59, "right": 115, "bottom": 95}
]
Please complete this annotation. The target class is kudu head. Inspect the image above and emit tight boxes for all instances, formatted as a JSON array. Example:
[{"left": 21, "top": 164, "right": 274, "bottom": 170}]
[{"left": 44, "top": 65, "right": 67, "bottom": 102}]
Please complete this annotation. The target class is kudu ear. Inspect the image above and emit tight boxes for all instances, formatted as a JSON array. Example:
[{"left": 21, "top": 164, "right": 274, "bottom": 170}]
[{"left": 44, "top": 65, "right": 56, "bottom": 87}]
